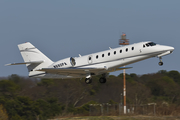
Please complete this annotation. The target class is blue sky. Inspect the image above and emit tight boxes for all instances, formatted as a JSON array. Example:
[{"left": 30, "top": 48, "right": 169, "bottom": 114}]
[{"left": 0, "top": 0, "right": 179, "bottom": 77}]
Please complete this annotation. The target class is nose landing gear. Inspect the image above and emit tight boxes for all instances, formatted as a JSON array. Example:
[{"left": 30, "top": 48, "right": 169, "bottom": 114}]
[
  {"left": 158, "top": 57, "right": 163, "bottom": 66},
  {"left": 159, "top": 62, "right": 163, "bottom": 66}
]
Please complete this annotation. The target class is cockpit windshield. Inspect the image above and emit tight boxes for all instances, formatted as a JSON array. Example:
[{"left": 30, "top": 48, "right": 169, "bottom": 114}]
[{"left": 146, "top": 42, "right": 156, "bottom": 47}]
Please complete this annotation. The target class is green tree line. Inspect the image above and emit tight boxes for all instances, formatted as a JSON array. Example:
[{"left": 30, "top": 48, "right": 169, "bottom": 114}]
[{"left": 0, "top": 70, "right": 180, "bottom": 119}]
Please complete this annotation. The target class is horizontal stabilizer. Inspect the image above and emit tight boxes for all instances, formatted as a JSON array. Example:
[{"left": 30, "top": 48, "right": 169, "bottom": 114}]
[{"left": 5, "top": 60, "right": 44, "bottom": 66}]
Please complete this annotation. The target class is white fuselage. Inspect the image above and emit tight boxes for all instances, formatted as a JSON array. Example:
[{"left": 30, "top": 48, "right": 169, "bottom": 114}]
[{"left": 37, "top": 41, "right": 174, "bottom": 78}]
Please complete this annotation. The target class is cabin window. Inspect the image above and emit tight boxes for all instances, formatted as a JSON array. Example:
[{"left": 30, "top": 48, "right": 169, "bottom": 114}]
[
  {"left": 108, "top": 52, "right": 110, "bottom": 56},
  {"left": 147, "top": 42, "right": 156, "bottom": 46},
  {"left": 114, "top": 51, "right": 116, "bottom": 54},
  {"left": 102, "top": 54, "right": 104, "bottom": 57},
  {"left": 145, "top": 42, "right": 156, "bottom": 47},
  {"left": 120, "top": 50, "right": 122, "bottom": 53},
  {"left": 132, "top": 47, "right": 134, "bottom": 50},
  {"left": 146, "top": 43, "right": 149, "bottom": 46},
  {"left": 126, "top": 48, "right": 128, "bottom": 52},
  {"left": 96, "top": 55, "right": 98, "bottom": 59},
  {"left": 89, "top": 57, "right": 91, "bottom": 60},
  {"left": 88, "top": 55, "right": 93, "bottom": 64}
]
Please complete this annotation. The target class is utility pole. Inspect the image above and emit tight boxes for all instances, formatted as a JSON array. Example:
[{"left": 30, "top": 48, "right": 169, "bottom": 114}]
[
  {"left": 123, "top": 68, "right": 126, "bottom": 114},
  {"left": 119, "top": 33, "right": 129, "bottom": 114}
]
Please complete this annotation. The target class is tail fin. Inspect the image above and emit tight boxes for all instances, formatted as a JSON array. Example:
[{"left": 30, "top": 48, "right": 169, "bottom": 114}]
[{"left": 18, "top": 42, "right": 53, "bottom": 77}]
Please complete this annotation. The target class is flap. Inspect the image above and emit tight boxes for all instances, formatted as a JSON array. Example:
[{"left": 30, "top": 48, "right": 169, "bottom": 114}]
[{"left": 37, "top": 67, "right": 106, "bottom": 75}]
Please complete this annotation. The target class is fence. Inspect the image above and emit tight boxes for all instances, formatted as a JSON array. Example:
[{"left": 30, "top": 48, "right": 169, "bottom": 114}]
[{"left": 89, "top": 103, "right": 157, "bottom": 116}]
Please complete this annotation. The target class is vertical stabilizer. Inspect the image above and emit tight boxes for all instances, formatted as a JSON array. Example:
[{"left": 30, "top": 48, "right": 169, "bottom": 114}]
[{"left": 18, "top": 42, "right": 53, "bottom": 77}]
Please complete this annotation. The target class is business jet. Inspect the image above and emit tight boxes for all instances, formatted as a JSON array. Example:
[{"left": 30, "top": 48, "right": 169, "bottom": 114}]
[{"left": 6, "top": 41, "right": 174, "bottom": 84}]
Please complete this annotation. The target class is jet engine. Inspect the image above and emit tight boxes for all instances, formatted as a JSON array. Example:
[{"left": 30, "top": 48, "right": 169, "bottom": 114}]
[{"left": 52, "top": 57, "right": 76, "bottom": 68}]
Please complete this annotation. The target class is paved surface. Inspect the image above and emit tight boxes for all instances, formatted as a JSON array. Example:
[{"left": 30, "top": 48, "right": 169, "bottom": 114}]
[{"left": 48, "top": 116, "right": 180, "bottom": 120}]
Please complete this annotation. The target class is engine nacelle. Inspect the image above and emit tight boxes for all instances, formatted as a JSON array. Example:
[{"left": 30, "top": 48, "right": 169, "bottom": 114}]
[{"left": 51, "top": 57, "right": 76, "bottom": 68}]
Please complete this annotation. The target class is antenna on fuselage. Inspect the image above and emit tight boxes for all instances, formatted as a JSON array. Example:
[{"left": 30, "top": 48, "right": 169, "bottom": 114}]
[{"left": 119, "top": 32, "right": 129, "bottom": 115}]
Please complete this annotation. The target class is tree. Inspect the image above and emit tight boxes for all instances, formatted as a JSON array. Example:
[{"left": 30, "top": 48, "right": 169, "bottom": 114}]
[
  {"left": 118, "top": 73, "right": 134, "bottom": 82},
  {"left": 127, "top": 81, "right": 151, "bottom": 105},
  {"left": 167, "top": 70, "right": 180, "bottom": 84},
  {"left": 34, "top": 98, "right": 62, "bottom": 119},
  {"left": 157, "top": 70, "right": 167, "bottom": 75},
  {"left": 0, "top": 104, "right": 8, "bottom": 120},
  {"left": 146, "top": 79, "right": 164, "bottom": 96},
  {"left": 11, "top": 114, "right": 23, "bottom": 120},
  {"left": 8, "top": 74, "right": 21, "bottom": 84},
  {"left": 37, "top": 79, "right": 54, "bottom": 87},
  {"left": 0, "top": 80, "right": 20, "bottom": 97}
]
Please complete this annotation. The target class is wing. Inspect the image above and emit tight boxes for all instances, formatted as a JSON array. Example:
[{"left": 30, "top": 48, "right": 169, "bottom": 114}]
[
  {"left": 37, "top": 67, "right": 106, "bottom": 76},
  {"left": 37, "top": 66, "right": 132, "bottom": 76},
  {"left": 106, "top": 66, "right": 133, "bottom": 73}
]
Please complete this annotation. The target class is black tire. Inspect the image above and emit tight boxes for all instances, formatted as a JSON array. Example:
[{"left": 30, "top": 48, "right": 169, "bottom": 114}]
[
  {"left": 158, "top": 62, "right": 163, "bottom": 66},
  {"left": 99, "top": 77, "right": 106, "bottom": 83}
]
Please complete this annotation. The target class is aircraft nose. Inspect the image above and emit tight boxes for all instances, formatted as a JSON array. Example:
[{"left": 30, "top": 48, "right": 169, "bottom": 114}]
[{"left": 168, "top": 46, "right": 174, "bottom": 52}]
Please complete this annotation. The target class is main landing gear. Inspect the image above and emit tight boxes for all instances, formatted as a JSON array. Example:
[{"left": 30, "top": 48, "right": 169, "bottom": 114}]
[
  {"left": 84, "top": 77, "right": 106, "bottom": 84},
  {"left": 158, "top": 57, "right": 163, "bottom": 66},
  {"left": 99, "top": 77, "right": 106, "bottom": 83},
  {"left": 85, "top": 78, "right": 92, "bottom": 84},
  {"left": 85, "top": 74, "right": 107, "bottom": 84},
  {"left": 99, "top": 73, "right": 107, "bottom": 83}
]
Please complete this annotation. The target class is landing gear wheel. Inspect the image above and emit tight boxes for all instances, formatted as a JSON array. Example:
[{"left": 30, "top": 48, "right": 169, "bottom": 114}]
[
  {"left": 85, "top": 78, "right": 92, "bottom": 84},
  {"left": 158, "top": 62, "right": 163, "bottom": 66},
  {"left": 99, "top": 77, "right": 106, "bottom": 83}
]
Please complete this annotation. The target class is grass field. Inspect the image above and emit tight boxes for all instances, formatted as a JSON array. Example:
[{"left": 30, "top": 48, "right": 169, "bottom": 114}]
[{"left": 49, "top": 116, "right": 180, "bottom": 120}]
